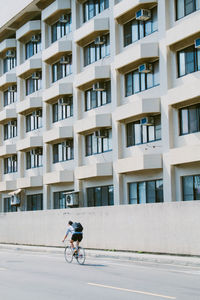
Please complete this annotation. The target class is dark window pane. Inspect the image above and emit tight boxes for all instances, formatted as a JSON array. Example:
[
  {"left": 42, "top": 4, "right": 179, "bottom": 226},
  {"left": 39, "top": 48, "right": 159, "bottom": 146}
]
[{"left": 183, "top": 176, "right": 194, "bottom": 201}]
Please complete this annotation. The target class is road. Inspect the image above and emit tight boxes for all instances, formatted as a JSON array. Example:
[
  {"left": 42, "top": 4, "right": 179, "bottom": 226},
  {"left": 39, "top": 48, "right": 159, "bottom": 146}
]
[{"left": 0, "top": 248, "right": 200, "bottom": 300}]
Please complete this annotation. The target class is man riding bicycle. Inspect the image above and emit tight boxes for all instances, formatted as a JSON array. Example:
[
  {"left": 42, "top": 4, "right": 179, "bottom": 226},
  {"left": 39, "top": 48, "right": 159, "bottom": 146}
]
[{"left": 62, "top": 221, "right": 83, "bottom": 253}]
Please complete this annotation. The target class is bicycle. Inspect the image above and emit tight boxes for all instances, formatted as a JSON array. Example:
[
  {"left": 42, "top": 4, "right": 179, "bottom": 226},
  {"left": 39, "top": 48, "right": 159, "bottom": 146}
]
[{"left": 64, "top": 244, "right": 86, "bottom": 265}]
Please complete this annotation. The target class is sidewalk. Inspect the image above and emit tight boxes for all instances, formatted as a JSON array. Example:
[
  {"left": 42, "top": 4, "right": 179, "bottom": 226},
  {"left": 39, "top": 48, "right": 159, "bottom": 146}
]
[{"left": 0, "top": 243, "right": 200, "bottom": 267}]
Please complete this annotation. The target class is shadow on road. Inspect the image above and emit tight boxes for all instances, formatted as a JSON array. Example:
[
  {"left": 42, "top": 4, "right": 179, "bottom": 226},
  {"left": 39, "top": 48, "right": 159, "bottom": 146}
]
[{"left": 82, "top": 263, "right": 106, "bottom": 267}]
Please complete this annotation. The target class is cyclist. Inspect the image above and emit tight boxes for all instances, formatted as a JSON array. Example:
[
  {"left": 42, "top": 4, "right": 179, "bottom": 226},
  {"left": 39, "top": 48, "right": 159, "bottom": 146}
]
[{"left": 62, "top": 221, "right": 83, "bottom": 253}]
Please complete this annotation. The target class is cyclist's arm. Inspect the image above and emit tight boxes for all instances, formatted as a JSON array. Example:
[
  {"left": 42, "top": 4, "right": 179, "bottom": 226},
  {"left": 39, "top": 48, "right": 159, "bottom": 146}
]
[{"left": 62, "top": 228, "right": 70, "bottom": 242}]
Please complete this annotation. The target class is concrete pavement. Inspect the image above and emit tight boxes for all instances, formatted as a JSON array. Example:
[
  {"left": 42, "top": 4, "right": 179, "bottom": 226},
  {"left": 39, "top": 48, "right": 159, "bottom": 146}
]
[{"left": 0, "top": 243, "right": 200, "bottom": 267}]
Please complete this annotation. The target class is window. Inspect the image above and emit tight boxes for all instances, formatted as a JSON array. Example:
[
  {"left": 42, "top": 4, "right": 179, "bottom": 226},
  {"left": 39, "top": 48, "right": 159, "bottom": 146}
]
[
  {"left": 51, "top": 14, "right": 72, "bottom": 43},
  {"left": 52, "top": 57, "right": 72, "bottom": 82},
  {"left": 85, "top": 81, "right": 111, "bottom": 111},
  {"left": 124, "top": 6, "right": 158, "bottom": 47},
  {"left": 127, "top": 115, "right": 161, "bottom": 147},
  {"left": 4, "top": 155, "right": 17, "bottom": 174},
  {"left": 85, "top": 129, "right": 112, "bottom": 156},
  {"left": 180, "top": 103, "right": 200, "bottom": 135},
  {"left": 25, "top": 35, "right": 42, "bottom": 59},
  {"left": 53, "top": 140, "right": 74, "bottom": 163},
  {"left": 26, "top": 148, "right": 43, "bottom": 169},
  {"left": 129, "top": 179, "right": 163, "bottom": 204},
  {"left": 4, "top": 86, "right": 17, "bottom": 107},
  {"left": 54, "top": 191, "right": 69, "bottom": 209},
  {"left": 53, "top": 98, "right": 73, "bottom": 122},
  {"left": 27, "top": 194, "right": 43, "bottom": 211},
  {"left": 4, "top": 121, "right": 17, "bottom": 140},
  {"left": 182, "top": 175, "right": 200, "bottom": 201},
  {"left": 83, "top": 0, "right": 109, "bottom": 22},
  {"left": 84, "top": 34, "right": 110, "bottom": 66},
  {"left": 176, "top": 0, "right": 200, "bottom": 20},
  {"left": 3, "top": 56, "right": 16, "bottom": 73},
  {"left": 125, "top": 61, "right": 159, "bottom": 96},
  {"left": 87, "top": 185, "right": 114, "bottom": 207},
  {"left": 4, "top": 198, "right": 17, "bottom": 213},
  {"left": 26, "top": 110, "right": 42, "bottom": 132},
  {"left": 178, "top": 45, "right": 200, "bottom": 77},
  {"left": 26, "top": 73, "right": 42, "bottom": 95}
]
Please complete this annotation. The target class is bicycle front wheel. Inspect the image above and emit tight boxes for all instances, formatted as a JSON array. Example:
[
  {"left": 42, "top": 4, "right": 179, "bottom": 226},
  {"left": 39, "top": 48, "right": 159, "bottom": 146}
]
[
  {"left": 64, "top": 246, "right": 73, "bottom": 263},
  {"left": 76, "top": 247, "right": 85, "bottom": 265}
]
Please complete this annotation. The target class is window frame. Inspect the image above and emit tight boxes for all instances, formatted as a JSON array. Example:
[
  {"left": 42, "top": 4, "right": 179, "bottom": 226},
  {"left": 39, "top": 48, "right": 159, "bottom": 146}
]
[
  {"left": 53, "top": 140, "right": 74, "bottom": 163},
  {"left": 87, "top": 185, "right": 114, "bottom": 207},
  {"left": 85, "top": 129, "right": 112, "bottom": 156}
]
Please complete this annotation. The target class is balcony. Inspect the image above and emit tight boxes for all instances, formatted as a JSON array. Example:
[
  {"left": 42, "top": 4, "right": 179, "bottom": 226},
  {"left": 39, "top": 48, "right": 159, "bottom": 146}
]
[
  {"left": 16, "top": 57, "right": 42, "bottom": 79},
  {"left": 42, "top": 38, "right": 72, "bottom": 64},
  {"left": 16, "top": 136, "right": 43, "bottom": 152},
  {"left": 74, "top": 17, "right": 109, "bottom": 47},
  {"left": 17, "top": 176, "right": 43, "bottom": 189},
  {"left": 113, "top": 97, "right": 160, "bottom": 122},
  {"left": 42, "top": 0, "right": 71, "bottom": 24},
  {"left": 114, "top": 153, "right": 162, "bottom": 174},
  {"left": 0, "top": 108, "right": 16, "bottom": 124},
  {"left": 75, "top": 113, "right": 111, "bottom": 134},
  {"left": 167, "top": 145, "right": 200, "bottom": 166},
  {"left": 16, "top": 96, "right": 42, "bottom": 115},
  {"left": 0, "top": 180, "right": 16, "bottom": 192},
  {"left": 43, "top": 82, "right": 72, "bottom": 103},
  {"left": 75, "top": 162, "right": 112, "bottom": 180},
  {"left": 75, "top": 65, "right": 110, "bottom": 90},
  {"left": 44, "top": 170, "right": 73, "bottom": 185},
  {"left": 0, "top": 72, "right": 16, "bottom": 91},
  {"left": 114, "top": 42, "right": 159, "bottom": 73},
  {"left": 16, "top": 20, "right": 41, "bottom": 43},
  {"left": 43, "top": 126, "right": 73, "bottom": 144},
  {"left": 0, "top": 39, "right": 16, "bottom": 55},
  {"left": 114, "top": 0, "right": 157, "bottom": 24},
  {"left": 0, "top": 144, "right": 16, "bottom": 158}
]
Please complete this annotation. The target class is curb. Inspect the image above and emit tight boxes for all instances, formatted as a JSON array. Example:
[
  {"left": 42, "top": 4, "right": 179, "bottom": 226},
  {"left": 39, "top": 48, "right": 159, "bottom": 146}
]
[{"left": 0, "top": 244, "right": 200, "bottom": 267}]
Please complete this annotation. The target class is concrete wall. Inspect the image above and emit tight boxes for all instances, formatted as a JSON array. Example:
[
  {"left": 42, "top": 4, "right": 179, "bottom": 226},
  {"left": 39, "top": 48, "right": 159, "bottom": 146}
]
[{"left": 0, "top": 201, "right": 200, "bottom": 256}]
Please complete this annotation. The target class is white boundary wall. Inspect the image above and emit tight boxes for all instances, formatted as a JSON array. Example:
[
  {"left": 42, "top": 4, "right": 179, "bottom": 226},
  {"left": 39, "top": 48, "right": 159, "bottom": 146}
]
[{"left": 0, "top": 201, "right": 200, "bottom": 255}]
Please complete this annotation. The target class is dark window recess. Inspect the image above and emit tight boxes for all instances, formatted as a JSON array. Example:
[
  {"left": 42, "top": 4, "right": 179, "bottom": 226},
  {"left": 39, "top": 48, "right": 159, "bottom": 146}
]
[
  {"left": 51, "top": 14, "right": 72, "bottom": 43},
  {"left": 85, "top": 81, "right": 111, "bottom": 111},
  {"left": 53, "top": 140, "right": 74, "bottom": 163},
  {"left": 87, "top": 185, "right": 114, "bottom": 207},
  {"left": 179, "top": 103, "right": 200, "bottom": 135},
  {"left": 178, "top": 45, "right": 200, "bottom": 77},
  {"left": 83, "top": 0, "right": 109, "bottom": 23},
  {"left": 27, "top": 194, "right": 43, "bottom": 211},
  {"left": 85, "top": 129, "right": 112, "bottom": 156},
  {"left": 182, "top": 175, "right": 200, "bottom": 201}
]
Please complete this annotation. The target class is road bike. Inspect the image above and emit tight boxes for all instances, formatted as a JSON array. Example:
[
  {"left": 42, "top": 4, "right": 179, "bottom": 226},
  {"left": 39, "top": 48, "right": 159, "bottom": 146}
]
[{"left": 64, "top": 244, "right": 86, "bottom": 265}]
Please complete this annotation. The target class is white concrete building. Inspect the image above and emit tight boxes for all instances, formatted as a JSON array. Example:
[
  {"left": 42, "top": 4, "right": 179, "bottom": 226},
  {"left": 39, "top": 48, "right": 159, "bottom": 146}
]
[{"left": 0, "top": 0, "right": 200, "bottom": 213}]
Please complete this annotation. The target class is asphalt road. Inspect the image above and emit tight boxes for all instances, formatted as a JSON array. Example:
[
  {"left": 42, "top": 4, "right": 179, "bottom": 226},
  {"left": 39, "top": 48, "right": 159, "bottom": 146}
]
[{"left": 0, "top": 249, "right": 200, "bottom": 300}]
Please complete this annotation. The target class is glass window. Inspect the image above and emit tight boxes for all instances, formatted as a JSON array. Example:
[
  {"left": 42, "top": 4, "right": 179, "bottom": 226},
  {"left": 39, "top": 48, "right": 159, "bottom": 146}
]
[
  {"left": 176, "top": 0, "right": 200, "bottom": 19},
  {"left": 4, "top": 155, "right": 17, "bottom": 174},
  {"left": 83, "top": 0, "right": 109, "bottom": 22},
  {"left": 85, "top": 81, "right": 111, "bottom": 111},
  {"left": 52, "top": 98, "right": 73, "bottom": 122},
  {"left": 178, "top": 45, "right": 200, "bottom": 77},
  {"left": 54, "top": 191, "right": 69, "bottom": 209},
  {"left": 52, "top": 57, "right": 72, "bottom": 82},
  {"left": 4, "top": 121, "right": 17, "bottom": 140},
  {"left": 182, "top": 175, "right": 200, "bottom": 201},
  {"left": 26, "top": 148, "right": 43, "bottom": 169},
  {"left": 26, "top": 73, "right": 42, "bottom": 96},
  {"left": 4, "top": 86, "right": 17, "bottom": 107},
  {"left": 4, "top": 198, "right": 17, "bottom": 213},
  {"left": 26, "top": 110, "right": 42, "bottom": 132},
  {"left": 129, "top": 179, "right": 163, "bottom": 204},
  {"left": 179, "top": 103, "right": 200, "bottom": 135},
  {"left": 3, "top": 52, "right": 16, "bottom": 73},
  {"left": 85, "top": 129, "right": 112, "bottom": 156},
  {"left": 87, "top": 185, "right": 114, "bottom": 207},
  {"left": 51, "top": 14, "right": 72, "bottom": 43},
  {"left": 53, "top": 140, "right": 74, "bottom": 163},
  {"left": 25, "top": 35, "right": 41, "bottom": 59},
  {"left": 27, "top": 194, "right": 43, "bottom": 211}
]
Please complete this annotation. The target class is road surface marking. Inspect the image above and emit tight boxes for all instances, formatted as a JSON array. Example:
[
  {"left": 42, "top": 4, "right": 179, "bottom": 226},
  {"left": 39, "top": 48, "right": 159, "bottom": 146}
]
[{"left": 88, "top": 282, "right": 176, "bottom": 299}]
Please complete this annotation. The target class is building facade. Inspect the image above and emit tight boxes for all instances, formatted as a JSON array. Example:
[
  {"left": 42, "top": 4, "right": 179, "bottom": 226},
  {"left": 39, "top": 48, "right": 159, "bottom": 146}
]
[{"left": 0, "top": 0, "right": 200, "bottom": 213}]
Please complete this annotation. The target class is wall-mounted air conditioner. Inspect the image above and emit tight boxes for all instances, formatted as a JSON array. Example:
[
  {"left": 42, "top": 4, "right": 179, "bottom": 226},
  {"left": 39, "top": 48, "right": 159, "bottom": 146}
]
[
  {"left": 94, "top": 35, "right": 106, "bottom": 45},
  {"left": 10, "top": 195, "right": 20, "bottom": 206},
  {"left": 12, "top": 155, "right": 17, "bottom": 161},
  {"left": 93, "top": 82, "right": 106, "bottom": 91},
  {"left": 9, "top": 120, "right": 17, "bottom": 127},
  {"left": 138, "top": 63, "right": 152, "bottom": 73},
  {"left": 59, "top": 14, "right": 70, "bottom": 23},
  {"left": 95, "top": 129, "right": 108, "bottom": 138},
  {"left": 6, "top": 50, "right": 16, "bottom": 58},
  {"left": 65, "top": 192, "right": 79, "bottom": 207},
  {"left": 140, "top": 117, "right": 154, "bottom": 126},
  {"left": 65, "top": 140, "right": 73, "bottom": 148},
  {"left": 60, "top": 55, "right": 71, "bottom": 64},
  {"left": 195, "top": 38, "right": 200, "bottom": 48},
  {"left": 34, "top": 148, "right": 43, "bottom": 155},
  {"left": 8, "top": 85, "right": 17, "bottom": 93},
  {"left": 136, "top": 9, "right": 151, "bottom": 21},
  {"left": 32, "top": 72, "right": 41, "bottom": 80},
  {"left": 31, "top": 34, "right": 41, "bottom": 43},
  {"left": 58, "top": 97, "right": 71, "bottom": 105}
]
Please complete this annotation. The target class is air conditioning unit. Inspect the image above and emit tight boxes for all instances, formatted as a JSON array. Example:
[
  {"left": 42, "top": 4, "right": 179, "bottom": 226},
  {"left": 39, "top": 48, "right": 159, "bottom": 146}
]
[
  {"left": 9, "top": 120, "right": 17, "bottom": 127},
  {"left": 136, "top": 9, "right": 151, "bottom": 21},
  {"left": 65, "top": 140, "right": 73, "bottom": 148},
  {"left": 94, "top": 35, "right": 106, "bottom": 45},
  {"left": 6, "top": 49, "right": 16, "bottom": 58},
  {"left": 60, "top": 55, "right": 71, "bottom": 64},
  {"left": 32, "top": 110, "right": 42, "bottom": 117},
  {"left": 34, "top": 148, "right": 43, "bottom": 155},
  {"left": 95, "top": 129, "right": 108, "bottom": 138},
  {"left": 138, "top": 63, "right": 152, "bottom": 73},
  {"left": 32, "top": 72, "right": 41, "bottom": 80},
  {"left": 140, "top": 117, "right": 154, "bottom": 126},
  {"left": 10, "top": 195, "right": 20, "bottom": 206},
  {"left": 8, "top": 85, "right": 17, "bottom": 93},
  {"left": 65, "top": 192, "right": 79, "bottom": 207},
  {"left": 195, "top": 38, "right": 200, "bottom": 48},
  {"left": 58, "top": 97, "right": 71, "bottom": 105},
  {"left": 31, "top": 34, "right": 41, "bottom": 43},
  {"left": 12, "top": 155, "right": 17, "bottom": 161},
  {"left": 93, "top": 82, "right": 106, "bottom": 92},
  {"left": 59, "top": 14, "right": 70, "bottom": 23}
]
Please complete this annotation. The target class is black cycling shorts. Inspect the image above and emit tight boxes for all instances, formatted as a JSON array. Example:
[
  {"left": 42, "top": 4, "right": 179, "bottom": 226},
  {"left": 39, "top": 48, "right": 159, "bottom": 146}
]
[{"left": 71, "top": 233, "right": 83, "bottom": 242}]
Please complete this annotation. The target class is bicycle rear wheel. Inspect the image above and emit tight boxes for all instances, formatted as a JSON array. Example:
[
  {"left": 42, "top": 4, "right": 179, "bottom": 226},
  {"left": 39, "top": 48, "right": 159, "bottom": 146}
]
[
  {"left": 64, "top": 246, "right": 73, "bottom": 263},
  {"left": 76, "top": 247, "right": 85, "bottom": 265}
]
